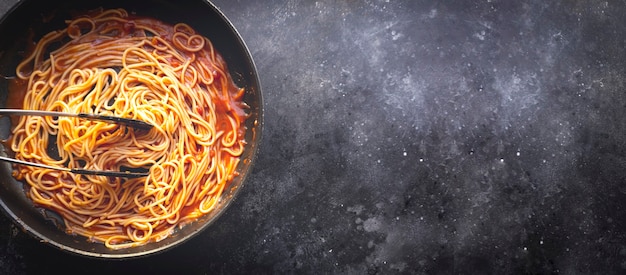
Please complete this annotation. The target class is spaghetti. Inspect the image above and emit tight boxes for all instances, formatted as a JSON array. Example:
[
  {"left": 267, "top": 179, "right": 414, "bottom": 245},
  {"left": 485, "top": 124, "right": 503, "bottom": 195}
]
[{"left": 8, "top": 8, "right": 248, "bottom": 249}]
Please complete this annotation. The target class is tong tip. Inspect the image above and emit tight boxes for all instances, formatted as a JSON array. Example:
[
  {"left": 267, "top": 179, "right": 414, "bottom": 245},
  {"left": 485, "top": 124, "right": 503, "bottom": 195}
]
[{"left": 70, "top": 168, "right": 150, "bottom": 178}]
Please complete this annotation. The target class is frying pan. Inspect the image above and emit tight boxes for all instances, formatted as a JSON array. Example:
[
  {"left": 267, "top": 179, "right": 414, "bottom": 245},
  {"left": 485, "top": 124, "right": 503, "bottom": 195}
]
[{"left": 0, "top": 0, "right": 263, "bottom": 258}]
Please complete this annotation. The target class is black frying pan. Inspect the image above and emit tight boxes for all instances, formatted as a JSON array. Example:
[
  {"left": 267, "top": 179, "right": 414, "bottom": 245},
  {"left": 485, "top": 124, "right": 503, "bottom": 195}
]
[{"left": 0, "top": 0, "right": 262, "bottom": 258}]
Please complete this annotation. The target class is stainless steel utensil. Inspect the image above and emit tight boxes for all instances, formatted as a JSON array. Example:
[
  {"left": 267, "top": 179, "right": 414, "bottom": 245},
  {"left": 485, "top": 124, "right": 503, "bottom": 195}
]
[
  {"left": 0, "top": 109, "right": 153, "bottom": 178},
  {"left": 0, "top": 109, "right": 154, "bottom": 131}
]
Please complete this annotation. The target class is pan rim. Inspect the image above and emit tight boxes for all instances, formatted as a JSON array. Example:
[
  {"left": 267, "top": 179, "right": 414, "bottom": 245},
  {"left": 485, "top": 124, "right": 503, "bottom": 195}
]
[{"left": 0, "top": 0, "right": 263, "bottom": 259}]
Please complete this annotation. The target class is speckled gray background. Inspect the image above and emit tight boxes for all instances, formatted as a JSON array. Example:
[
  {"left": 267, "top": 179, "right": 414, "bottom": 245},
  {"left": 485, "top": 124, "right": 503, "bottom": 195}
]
[{"left": 1, "top": 0, "right": 626, "bottom": 274}]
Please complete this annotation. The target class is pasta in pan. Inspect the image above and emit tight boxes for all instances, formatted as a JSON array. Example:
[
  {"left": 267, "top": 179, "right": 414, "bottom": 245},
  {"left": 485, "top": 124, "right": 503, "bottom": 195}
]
[{"left": 8, "top": 8, "right": 248, "bottom": 249}]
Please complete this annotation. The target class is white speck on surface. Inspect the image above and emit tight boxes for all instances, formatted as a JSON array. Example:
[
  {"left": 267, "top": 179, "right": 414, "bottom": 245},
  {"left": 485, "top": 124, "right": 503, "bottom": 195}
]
[
  {"left": 391, "top": 30, "right": 403, "bottom": 41},
  {"left": 428, "top": 9, "right": 437, "bottom": 18},
  {"left": 474, "top": 30, "right": 486, "bottom": 40},
  {"left": 363, "top": 217, "right": 382, "bottom": 232}
]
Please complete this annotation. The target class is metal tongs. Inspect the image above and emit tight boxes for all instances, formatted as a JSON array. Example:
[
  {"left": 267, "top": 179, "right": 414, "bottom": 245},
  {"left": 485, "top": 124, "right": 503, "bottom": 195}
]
[{"left": 0, "top": 109, "right": 154, "bottom": 178}]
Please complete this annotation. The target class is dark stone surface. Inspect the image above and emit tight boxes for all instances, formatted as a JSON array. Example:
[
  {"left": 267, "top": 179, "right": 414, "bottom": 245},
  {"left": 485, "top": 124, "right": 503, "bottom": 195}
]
[{"left": 1, "top": 0, "right": 626, "bottom": 274}]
